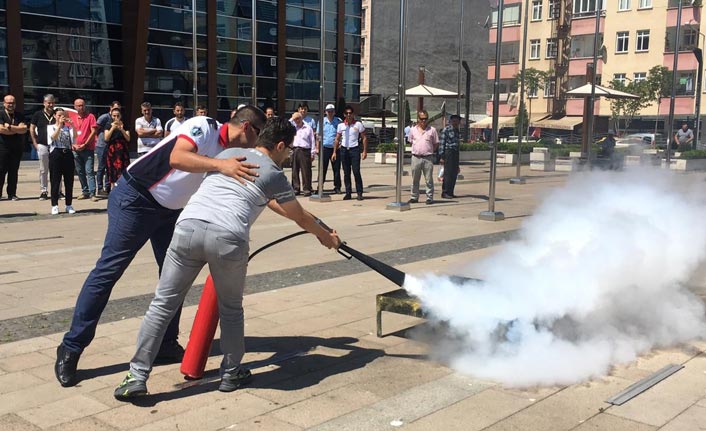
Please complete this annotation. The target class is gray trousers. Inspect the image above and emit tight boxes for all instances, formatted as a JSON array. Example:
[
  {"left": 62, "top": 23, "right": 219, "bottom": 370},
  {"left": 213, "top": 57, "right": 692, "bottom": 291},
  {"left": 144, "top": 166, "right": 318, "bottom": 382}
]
[
  {"left": 129, "top": 218, "right": 249, "bottom": 382},
  {"left": 410, "top": 154, "right": 434, "bottom": 200}
]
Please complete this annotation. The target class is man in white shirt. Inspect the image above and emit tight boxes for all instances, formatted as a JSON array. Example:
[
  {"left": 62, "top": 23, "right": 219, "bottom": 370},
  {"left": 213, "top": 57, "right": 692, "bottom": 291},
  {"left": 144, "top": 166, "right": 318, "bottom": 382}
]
[
  {"left": 333, "top": 105, "right": 367, "bottom": 201},
  {"left": 135, "top": 102, "right": 163, "bottom": 155},
  {"left": 407, "top": 110, "right": 439, "bottom": 205},
  {"left": 164, "top": 102, "right": 188, "bottom": 138},
  {"left": 290, "top": 112, "right": 316, "bottom": 196}
]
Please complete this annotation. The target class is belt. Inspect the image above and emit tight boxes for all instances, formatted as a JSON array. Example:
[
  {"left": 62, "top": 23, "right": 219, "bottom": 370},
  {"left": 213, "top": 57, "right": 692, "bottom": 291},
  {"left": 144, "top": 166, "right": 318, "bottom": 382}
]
[
  {"left": 413, "top": 154, "right": 432, "bottom": 158},
  {"left": 122, "top": 170, "right": 166, "bottom": 209}
]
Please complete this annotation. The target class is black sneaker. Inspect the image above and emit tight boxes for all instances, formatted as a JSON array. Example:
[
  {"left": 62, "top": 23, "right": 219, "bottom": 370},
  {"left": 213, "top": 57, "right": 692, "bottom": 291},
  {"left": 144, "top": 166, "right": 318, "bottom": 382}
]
[
  {"left": 39, "top": 192, "right": 48, "bottom": 201},
  {"left": 356, "top": 194, "right": 364, "bottom": 201},
  {"left": 408, "top": 198, "right": 418, "bottom": 204},
  {"left": 114, "top": 372, "right": 148, "bottom": 400},
  {"left": 218, "top": 368, "right": 252, "bottom": 392},
  {"left": 153, "top": 341, "right": 185, "bottom": 365},
  {"left": 54, "top": 344, "right": 81, "bottom": 387},
  {"left": 426, "top": 198, "right": 434, "bottom": 205},
  {"left": 10, "top": 195, "right": 19, "bottom": 201},
  {"left": 342, "top": 194, "right": 352, "bottom": 200}
]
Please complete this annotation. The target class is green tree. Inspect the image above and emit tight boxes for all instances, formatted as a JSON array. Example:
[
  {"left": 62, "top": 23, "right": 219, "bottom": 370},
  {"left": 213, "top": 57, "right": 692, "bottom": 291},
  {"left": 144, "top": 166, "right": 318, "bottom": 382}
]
[
  {"left": 646, "top": 66, "right": 673, "bottom": 133},
  {"left": 607, "top": 79, "right": 652, "bottom": 133},
  {"left": 514, "top": 101, "right": 529, "bottom": 137},
  {"left": 515, "top": 68, "right": 548, "bottom": 124}
]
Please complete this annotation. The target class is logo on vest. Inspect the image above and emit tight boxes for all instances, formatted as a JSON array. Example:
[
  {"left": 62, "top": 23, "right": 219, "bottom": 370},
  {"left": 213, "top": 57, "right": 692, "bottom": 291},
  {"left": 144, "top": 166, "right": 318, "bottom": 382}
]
[{"left": 190, "top": 126, "right": 203, "bottom": 137}]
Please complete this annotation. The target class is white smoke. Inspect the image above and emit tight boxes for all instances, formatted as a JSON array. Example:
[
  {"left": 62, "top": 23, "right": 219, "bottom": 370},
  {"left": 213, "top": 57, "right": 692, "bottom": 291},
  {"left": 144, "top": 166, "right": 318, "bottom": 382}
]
[{"left": 405, "top": 167, "right": 706, "bottom": 387}]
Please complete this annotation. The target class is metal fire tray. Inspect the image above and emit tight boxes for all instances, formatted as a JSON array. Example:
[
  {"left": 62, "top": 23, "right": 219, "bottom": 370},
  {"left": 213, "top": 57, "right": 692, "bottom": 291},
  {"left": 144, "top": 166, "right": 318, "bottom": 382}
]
[{"left": 376, "top": 289, "right": 426, "bottom": 337}]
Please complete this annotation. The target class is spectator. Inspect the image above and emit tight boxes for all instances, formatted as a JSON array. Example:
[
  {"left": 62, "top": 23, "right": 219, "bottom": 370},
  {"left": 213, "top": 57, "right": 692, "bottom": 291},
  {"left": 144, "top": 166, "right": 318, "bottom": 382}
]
[
  {"left": 113, "top": 117, "right": 341, "bottom": 400},
  {"left": 104, "top": 107, "right": 131, "bottom": 187},
  {"left": 290, "top": 112, "right": 316, "bottom": 196},
  {"left": 439, "top": 114, "right": 461, "bottom": 199},
  {"left": 675, "top": 122, "right": 694, "bottom": 152},
  {"left": 265, "top": 107, "right": 276, "bottom": 118},
  {"left": 164, "top": 102, "right": 187, "bottom": 138},
  {"left": 54, "top": 106, "right": 266, "bottom": 388},
  {"left": 47, "top": 108, "right": 76, "bottom": 215},
  {"left": 72, "top": 98, "right": 99, "bottom": 201},
  {"left": 333, "top": 105, "right": 367, "bottom": 201},
  {"left": 195, "top": 105, "right": 208, "bottom": 116},
  {"left": 408, "top": 110, "right": 439, "bottom": 205},
  {"left": 0, "top": 94, "right": 28, "bottom": 200},
  {"left": 598, "top": 130, "right": 616, "bottom": 158},
  {"left": 321, "top": 103, "right": 342, "bottom": 194},
  {"left": 29, "top": 94, "right": 56, "bottom": 200},
  {"left": 297, "top": 101, "right": 318, "bottom": 132},
  {"left": 94, "top": 101, "right": 121, "bottom": 196},
  {"left": 135, "top": 101, "right": 163, "bottom": 156}
]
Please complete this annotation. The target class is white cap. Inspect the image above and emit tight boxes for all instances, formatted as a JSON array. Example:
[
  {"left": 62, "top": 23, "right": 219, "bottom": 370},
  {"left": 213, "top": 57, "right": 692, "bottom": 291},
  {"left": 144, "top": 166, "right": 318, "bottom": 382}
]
[
  {"left": 237, "top": 104, "right": 246, "bottom": 110},
  {"left": 325, "top": 104, "right": 335, "bottom": 111}
]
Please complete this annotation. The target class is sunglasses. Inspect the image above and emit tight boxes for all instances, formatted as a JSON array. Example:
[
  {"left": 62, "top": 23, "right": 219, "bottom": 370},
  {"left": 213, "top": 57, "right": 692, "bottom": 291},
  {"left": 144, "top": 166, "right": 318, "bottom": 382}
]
[
  {"left": 345, "top": 111, "right": 354, "bottom": 115},
  {"left": 248, "top": 122, "right": 261, "bottom": 135},
  {"left": 418, "top": 117, "right": 428, "bottom": 121}
]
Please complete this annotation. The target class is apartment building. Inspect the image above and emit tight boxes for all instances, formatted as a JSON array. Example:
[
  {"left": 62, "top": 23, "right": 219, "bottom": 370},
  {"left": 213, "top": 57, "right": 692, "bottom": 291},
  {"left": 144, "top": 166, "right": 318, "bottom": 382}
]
[{"left": 487, "top": 0, "right": 702, "bottom": 134}]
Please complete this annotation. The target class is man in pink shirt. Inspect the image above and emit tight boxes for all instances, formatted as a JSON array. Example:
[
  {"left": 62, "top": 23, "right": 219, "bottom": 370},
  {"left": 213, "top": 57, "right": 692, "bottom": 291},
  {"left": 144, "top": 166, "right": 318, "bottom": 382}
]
[
  {"left": 72, "top": 98, "right": 99, "bottom": 201},
  {"left": 407, "top": 110, "right": 439, "bottom": 204}
]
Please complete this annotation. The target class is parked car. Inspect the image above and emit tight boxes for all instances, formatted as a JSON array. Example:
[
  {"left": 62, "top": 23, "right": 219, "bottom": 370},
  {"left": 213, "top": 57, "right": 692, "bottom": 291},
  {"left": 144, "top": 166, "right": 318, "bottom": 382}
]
[{"left": 615, "top": 133, "right": 666, "bottom": 149}]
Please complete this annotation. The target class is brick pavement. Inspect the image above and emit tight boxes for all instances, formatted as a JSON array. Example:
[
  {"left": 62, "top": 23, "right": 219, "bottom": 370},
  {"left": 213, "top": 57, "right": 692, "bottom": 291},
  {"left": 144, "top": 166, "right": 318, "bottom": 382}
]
[{"left": 1, "top": 158, "right": 705, "bottom": 430}]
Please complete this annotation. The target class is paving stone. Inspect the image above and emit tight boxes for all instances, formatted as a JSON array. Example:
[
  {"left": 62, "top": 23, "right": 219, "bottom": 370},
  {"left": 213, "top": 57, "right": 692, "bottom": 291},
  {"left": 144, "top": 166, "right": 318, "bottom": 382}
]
[
  {"left": 44, "top": 416, "right": 120, "bottom": 431},
  {"left": 221, "top": 414, "right": 304, "bottom": 431},
  {"left": 0, "top": 371, "right": 47, "bottom": 394},
  {"left": 17, "top": 394, "right": 111, "bottom": 429},
  {"left": 0, "top": 336, "right": 56, "bottom": 359},
  {"left": 0, "top": 413, "right": 42, "bottom": 431},
  {"left": 572, "top": 413, "right": 658, "bottom": 431}
]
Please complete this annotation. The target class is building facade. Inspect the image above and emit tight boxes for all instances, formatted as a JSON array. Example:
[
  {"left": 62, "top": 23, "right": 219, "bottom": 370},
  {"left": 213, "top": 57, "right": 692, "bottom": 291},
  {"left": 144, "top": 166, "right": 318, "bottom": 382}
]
[
  {"left": 488, "top": 0, "right": 703, "bottom": 134},
  {"left": 366, "top": 0, "right": 493, "bottom": 117},
  {"left": 0, "top": 0, "right": 362, "bottom": 130}
]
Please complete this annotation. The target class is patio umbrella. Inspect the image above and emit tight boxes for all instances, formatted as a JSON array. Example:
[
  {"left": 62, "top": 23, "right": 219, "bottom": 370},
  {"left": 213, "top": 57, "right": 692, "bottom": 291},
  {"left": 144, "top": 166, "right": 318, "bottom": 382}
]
[
  {"left": 566, "top": 84, "right": 639, "bottom": 99},
  {"left": 405, "top": 84, "right": 459, "bottom": 98}
]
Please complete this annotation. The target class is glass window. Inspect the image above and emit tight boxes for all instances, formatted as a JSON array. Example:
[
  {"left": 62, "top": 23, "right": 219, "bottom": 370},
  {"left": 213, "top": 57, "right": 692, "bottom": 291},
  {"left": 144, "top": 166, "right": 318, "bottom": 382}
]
[
  {"left": 665, "top": 27, "right": 697, "bottom": 52},
  {"left": 548, "top": 0, "right": 558, "bottom": 19},
  {"left": 345, "top": 0, "right": 360, "bottom": 16},
  {"left": 638, "top": 0, "right": 652, "bottom": 8},
  {"left": 633, "top": 72, "right": 646, "bottom": 82},
  {"left": 530, "top": 39, "right": 540, "bottom": 59},
  {"left": 528, "top": 85, "right": 538, "bottom": 98},
  {"left": 571, "top": 34, "right": 600, "bottom": 58},
  {"left": 491, "top": 4, "right": 521, "bottom": 26},
  {"left": 636, "top": 30, "right": 649, "bottom": 52},
  {"left": 532, "top": 0, "right": 542, "bottom": 20},
  {"left": 616, "top": 31, "right": 629, "bottom": 53},
  {"left": 286, "top": 59, "right": 320, "bottom": 80},
  {"left": 618, "top": 0, "right": 630, "bottom": 11},
  {"left": 23, "top": 59, "right": 123, "bottom": 91},
  {"left": 613, "top": 73, "right": 627, "bottom": 85},
  {"left": 676, "top": 71, "right": 695, "bottom": 95},
  {"left": 287, "top": 26, "right": 322, "bottom": 49},
  {"left": 544, "top": 77, "right": 556, "bottom": 97},
  {"left": 573, "top": 0, "right": 605, "bottom": 16},
  {"left": 287, "top": 6, "right": 321, "bottom": 28},
  {"left": 546, "top": 38, "right": 557, "bottom": 58}
]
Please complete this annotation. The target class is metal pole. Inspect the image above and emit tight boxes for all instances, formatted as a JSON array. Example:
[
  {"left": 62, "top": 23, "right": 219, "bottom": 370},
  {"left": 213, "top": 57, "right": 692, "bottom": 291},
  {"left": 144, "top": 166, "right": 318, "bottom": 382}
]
[
  {"left": 192, "top": 0, "right": 198, "bottom": 111},
  {"left": 251, "top": 0, "right": 258, "bottom": 105},
  {"left": 463, "top": 60, "right": 471, "bottom": 141},
  {"left": 585, "top": 3, "right": 601, "bottom": 165},
  {"left": 510, "top": 0, "right": 529, "bottom": 184},
  {"left": 695, "top": 48, "right": 702, "bottom": 149},
  {"left": 311, "top": 0, "right": 330, "bottom": 202},
  {"left": 479, "top": 0, "right": 504, "bottom": 221},
  {"left": 387, "top": 0, "right": 411, "bottom": 211},
  {"left": 456, "top": 0, "right": 464, "bottom": 116},
  {"left": 667, "top": 0, "right": 683, "bottom": 166}
]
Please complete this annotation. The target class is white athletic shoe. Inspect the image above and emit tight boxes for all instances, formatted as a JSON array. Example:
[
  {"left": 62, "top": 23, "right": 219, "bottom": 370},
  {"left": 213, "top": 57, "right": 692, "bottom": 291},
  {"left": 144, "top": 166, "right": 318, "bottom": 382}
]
[
  {"left": 51, "top": 206, "right": 59, "bottom": 215},
  {"left": 66, "top": 205, "right": 76, "bottom": 214}
]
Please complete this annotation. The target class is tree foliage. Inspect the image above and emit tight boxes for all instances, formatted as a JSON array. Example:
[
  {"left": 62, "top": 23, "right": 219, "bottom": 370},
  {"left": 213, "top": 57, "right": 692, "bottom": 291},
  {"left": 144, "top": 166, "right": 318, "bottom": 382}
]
[{"left": 514, "top": 68, "right": 548, "bottom": 121}]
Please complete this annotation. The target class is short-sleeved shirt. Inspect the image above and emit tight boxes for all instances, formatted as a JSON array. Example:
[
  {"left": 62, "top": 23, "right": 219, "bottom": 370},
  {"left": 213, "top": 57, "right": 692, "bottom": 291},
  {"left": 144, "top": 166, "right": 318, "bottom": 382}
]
[
  {"left": 75, "top": 113, "right": 97, "bottom": 150},
  {"left": 676, "top": 128, "right": 694, "bottom": 145},
  {"left": 135, "top": 116, "right": 163, "bottom": 153},
  {"left": 95, "top": 112, "right": 112, "bottom": 148},
  {"left": 126, "top": 116, "right": 225, "bottom": 210},
  {"left": 0, "top": 110, "right": 27, "bottom": 148},
  {"left": 323, "top": 116, "right": 342, "bottom": 148},
  {"left": 165, "top": 117, "right": 188, "bottom": 135},
  {"left": 408, "top": 125, "right": 439, "bottom": 156},
  {"left": 303, "top": 115, "right": 318, "bottom": 133},
  {"left": 336, "top": 121, "right": 365, "bottom": 148},
  {"left": 30, "top": 109, "right": 56, "bottom": 146},
  {"left": 47, "top": 124, "right": 74, "bottom": 151},
  {"left": 179, "top": 147, "right": 295, "bottom": 241}
]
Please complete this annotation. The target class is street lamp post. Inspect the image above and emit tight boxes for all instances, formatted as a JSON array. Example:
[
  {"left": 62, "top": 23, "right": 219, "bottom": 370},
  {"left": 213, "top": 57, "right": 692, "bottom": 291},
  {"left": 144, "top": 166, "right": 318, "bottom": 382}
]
[
  {"left": 251, "top": 0, "right": 257, "bottom": 105},
  {"left": 311, "top": 0, "right": 331, "bottom": 202},
  {"left": 192, "top": 0, "right": 198, "bottom": 111},
  {"left": 666, "top": 1, "right": 684, "bottom": 166},
  {"left": 689, "top": 20, "right": 704, "bottom": 149},
  {"left": 585, "top": 2, "right": 602, "bottom": 165},
  {"left": 510, "top": 0, "right": 529, "bottom": 185},
  {"left": 479, "top": 0, "right": 505, "bottom": 222},
  {"left": 386, "top": 0, "right": 411, "bottom": 212},
  {"left": 456, "top": 0, "right": 464, "bottom": 116}
]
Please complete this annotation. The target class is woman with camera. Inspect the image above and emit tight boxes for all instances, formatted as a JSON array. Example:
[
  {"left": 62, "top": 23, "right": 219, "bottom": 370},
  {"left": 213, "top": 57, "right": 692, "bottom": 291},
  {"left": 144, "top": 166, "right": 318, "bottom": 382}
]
[
  {"left": 104, "top": 107, "right": 131, "bottom": 188},
  {"left": 47, "top": 108, "right": 76, "bottom": 214}
]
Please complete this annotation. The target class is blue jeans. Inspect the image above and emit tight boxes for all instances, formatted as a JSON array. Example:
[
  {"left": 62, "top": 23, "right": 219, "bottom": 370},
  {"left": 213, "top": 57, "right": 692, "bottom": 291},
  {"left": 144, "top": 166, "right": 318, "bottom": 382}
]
[
  {"left": 95, "top": 145, "right": 107, "bottom": 191},
  {"left": 341, "top": 146, "right": 363, "bottom": 196},
  {"left": 73, "top": 149, "right": 96, "bottom": 196},
  {"left": 62, "top": 176, "right": 182, "bottom": 354}
]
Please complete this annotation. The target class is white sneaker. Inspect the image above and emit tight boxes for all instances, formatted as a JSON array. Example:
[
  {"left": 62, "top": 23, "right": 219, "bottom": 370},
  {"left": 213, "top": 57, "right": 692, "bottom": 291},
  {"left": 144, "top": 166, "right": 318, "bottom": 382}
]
[
  {"left": 66, "top": 205, "right": 76, "bottom": 214},
  {"left": 51, "top": 206, "right": 59, "bottom": 215}
]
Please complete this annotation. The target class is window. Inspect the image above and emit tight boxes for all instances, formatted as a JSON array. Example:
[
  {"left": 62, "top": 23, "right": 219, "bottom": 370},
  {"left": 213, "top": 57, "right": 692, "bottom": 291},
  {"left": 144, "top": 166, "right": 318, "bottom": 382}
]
[
  {"left": 530, "top": 39, "right": 541, "bottom": 59},
  {"left": 532, "top": 0, "right": 542, "bottom": 20},
  {"left": 638, "top": 0, "right": 651, "bottom": 8},
  {"left": 491, "top": 4, "right": 521, "bottom": 26},
  {"left": 528, "top": 85, "right": 538, "bottom": 98},
  {"left": 543, "top": 78, "right": 553, "bottom": 98},
  {"left": 548, "top": 0, "right": 558, "bottom": 19},
  {"left": 636, "top": 30, "right": 649, "bottom": 52},
  {"left": 616, "top": 31, "right": 629, "bottom": 53},
  {"left": 676, "top": 71, "right": 695, "bottom": 95},
  {"left": 614, "top": 73, "right": 627, "bottom": 85},
  {"left": 573, "top": 0, "right": 605, "bottom": 16},
  {"left": 633, "top": 72, "right": 647, "bottom": 82},
  {"left": 546, "top": 38, "right": 557, "bottom": 58},
  {"left": 618, "top": 0, "right": 630, "bottom": 11}
]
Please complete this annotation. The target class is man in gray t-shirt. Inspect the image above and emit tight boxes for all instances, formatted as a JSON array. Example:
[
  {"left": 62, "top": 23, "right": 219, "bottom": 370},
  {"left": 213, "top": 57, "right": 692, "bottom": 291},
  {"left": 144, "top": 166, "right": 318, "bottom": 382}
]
[
  {"left": 115, "top": 117, "right": 341, "bottom": 400},
  {"left": 675, "top": 123, "right": 694, "bottom": 151}
]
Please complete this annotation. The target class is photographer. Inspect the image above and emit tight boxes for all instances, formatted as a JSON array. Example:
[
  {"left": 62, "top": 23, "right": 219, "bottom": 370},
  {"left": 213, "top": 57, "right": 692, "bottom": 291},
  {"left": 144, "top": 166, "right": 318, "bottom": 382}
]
[
  {"left": 103, "top": 108, "right": 131, "bottom": 187},
  {"left": 47, "top": 108, "right": 76, "bottom": 214}
]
